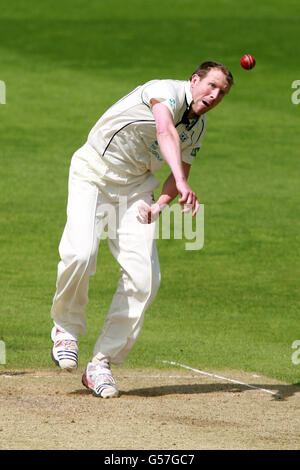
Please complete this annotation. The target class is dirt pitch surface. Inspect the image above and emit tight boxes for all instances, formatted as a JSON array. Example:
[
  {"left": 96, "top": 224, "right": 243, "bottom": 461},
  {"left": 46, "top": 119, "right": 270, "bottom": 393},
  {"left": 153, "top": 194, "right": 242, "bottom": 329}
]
[{"left": 0, "top": 367, "right": 299, "bottom": 450}]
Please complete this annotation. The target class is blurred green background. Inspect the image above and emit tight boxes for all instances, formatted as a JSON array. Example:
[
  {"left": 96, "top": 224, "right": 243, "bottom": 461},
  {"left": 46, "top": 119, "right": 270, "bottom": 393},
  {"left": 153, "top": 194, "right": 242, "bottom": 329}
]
[{"left": 0, "top": 0, "right": 299, "bottom": 383}]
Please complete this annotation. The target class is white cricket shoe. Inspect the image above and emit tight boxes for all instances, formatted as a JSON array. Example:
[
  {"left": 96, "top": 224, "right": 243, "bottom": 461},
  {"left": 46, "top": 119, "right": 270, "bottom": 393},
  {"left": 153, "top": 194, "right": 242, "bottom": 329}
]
[
  {"left": 82, "top": 359, "right": 119, "bottom": 398},
  {"left": 51, "top": 326, "right": 78, "bottom": 372}
]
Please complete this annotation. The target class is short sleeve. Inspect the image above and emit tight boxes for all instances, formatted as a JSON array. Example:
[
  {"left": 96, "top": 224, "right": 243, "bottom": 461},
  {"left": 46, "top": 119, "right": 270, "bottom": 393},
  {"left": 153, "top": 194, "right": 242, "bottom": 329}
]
[{"left": 141, "top": 80, "right": 180, "bottom": 119}]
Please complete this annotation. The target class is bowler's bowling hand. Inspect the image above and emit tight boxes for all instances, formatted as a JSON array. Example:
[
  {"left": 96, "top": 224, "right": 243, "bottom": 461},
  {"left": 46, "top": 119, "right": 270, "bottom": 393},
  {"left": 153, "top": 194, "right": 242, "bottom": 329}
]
[{"left": 176, "top": 180, "right": 199, "bottom": 216}]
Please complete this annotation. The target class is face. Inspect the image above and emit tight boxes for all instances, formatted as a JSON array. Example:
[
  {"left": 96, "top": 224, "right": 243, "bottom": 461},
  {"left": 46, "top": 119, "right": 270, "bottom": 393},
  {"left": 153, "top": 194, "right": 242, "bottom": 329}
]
[{"left": 189, "top": 68, "right": 230, "bottom": 117}]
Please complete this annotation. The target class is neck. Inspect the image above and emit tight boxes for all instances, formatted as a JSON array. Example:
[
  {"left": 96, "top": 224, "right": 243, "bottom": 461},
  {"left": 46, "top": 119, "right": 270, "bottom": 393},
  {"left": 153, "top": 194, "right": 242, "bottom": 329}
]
[{"left": 187, "top": 104, "right": 199, "bottom": 120}]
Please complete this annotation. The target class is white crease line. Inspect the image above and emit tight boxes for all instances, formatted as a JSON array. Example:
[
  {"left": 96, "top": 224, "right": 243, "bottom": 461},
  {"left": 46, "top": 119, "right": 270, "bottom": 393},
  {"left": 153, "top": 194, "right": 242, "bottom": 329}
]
[{"left": 162, "top": 360, "right": 282, "bottom": 399}]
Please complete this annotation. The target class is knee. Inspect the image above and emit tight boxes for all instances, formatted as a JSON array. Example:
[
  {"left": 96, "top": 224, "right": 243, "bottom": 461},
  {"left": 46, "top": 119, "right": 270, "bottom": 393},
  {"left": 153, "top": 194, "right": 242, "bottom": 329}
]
[
  {"left": 60, "top": 246, "right": 98, "bottom": 275},
  {"left": 125, "top": 265, "right": 161, "bottom": 301}
]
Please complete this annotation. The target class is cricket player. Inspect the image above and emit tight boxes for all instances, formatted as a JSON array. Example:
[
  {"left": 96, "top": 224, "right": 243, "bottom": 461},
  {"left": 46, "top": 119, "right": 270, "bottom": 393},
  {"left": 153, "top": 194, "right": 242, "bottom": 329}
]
[{"left": 50, "top": 61, "right": 233, "bottom": 398}]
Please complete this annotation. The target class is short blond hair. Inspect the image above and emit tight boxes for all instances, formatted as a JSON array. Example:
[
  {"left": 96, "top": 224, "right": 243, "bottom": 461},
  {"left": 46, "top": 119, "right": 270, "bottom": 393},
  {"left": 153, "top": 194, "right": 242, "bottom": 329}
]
[{"left": 190, "top": 61, "right": 234, "bottom": 89}]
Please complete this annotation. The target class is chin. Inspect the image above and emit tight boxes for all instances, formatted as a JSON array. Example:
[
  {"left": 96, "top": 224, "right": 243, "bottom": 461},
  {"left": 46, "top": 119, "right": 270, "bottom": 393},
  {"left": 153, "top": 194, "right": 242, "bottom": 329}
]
[{"left": 196, "top": 108, "right": 206, "bottom": 116}]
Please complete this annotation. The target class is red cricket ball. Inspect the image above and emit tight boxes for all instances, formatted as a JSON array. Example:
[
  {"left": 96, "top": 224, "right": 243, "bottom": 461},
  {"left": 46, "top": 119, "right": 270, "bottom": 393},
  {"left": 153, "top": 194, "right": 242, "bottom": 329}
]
[{"left": 240, "top": 54, "right": 256, "bottom": 70}]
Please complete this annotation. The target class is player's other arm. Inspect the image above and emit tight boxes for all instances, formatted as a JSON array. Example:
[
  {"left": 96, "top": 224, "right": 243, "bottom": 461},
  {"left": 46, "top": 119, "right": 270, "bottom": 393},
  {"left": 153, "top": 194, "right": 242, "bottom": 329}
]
[
  {"left": 150, "top": 100, "right": 199, "bottom": 216},
  {"left": 137, "top": 162, "right": 192, "bottom": 224}
]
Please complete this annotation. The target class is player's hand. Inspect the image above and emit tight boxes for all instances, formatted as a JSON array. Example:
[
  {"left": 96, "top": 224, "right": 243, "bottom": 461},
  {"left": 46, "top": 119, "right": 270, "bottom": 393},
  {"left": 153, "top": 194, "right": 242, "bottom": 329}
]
[
  {"left": 137, "top": 203, "right": 161, "bottom": 224},
  {"left": 176, "top": 180, "right": 199, "bottom": 216}
]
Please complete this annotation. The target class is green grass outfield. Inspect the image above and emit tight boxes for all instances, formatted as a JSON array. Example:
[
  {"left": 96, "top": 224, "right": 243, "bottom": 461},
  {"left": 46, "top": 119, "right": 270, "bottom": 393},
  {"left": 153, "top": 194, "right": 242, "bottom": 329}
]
[{"left": 0, "top": 0, "right": 299, "bottom": 383}]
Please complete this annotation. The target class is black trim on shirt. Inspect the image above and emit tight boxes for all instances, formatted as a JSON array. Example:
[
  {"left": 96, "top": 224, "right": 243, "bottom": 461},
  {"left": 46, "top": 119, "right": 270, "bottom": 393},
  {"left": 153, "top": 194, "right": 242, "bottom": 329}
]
[
  {"left": 102, "top": 119, "right": 155, "bottom": 156},
  {"left": 194, "top": 118, "right": 205, "bottom": 144}
]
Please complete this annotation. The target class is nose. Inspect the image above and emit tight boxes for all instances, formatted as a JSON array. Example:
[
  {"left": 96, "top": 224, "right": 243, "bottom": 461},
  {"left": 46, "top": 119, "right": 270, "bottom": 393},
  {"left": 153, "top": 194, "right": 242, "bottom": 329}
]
[{"left": 210, "top": 88, "right": 220, "bottom": 100}]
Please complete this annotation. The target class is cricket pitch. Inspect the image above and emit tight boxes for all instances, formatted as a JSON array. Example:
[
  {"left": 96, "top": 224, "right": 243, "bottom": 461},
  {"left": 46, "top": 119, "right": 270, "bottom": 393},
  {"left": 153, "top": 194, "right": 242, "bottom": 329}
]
[{"left": 0, "top": 367, "right": 299, "bottom": 450}]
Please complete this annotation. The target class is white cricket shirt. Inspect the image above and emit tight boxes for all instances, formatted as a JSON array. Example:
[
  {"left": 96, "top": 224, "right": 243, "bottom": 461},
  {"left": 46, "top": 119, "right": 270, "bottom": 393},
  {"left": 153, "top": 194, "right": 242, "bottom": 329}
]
[{"left": 83, "top": 79, "right": 206, "bottom": 198}]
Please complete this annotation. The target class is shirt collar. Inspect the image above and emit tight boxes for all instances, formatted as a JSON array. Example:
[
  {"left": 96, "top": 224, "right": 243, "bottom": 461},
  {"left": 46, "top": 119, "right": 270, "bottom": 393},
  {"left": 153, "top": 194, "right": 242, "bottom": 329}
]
[
  {"left": 185, "top": 80, "right": 193, "bottom": 107},
  {"left": 183, "top": 80, "right": 200, "bottom": 129}
]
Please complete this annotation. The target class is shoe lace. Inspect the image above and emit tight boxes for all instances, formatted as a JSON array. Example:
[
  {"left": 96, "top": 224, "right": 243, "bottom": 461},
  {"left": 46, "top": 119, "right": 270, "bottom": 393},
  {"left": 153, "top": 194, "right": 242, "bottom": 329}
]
[
  {"left": 57, "top": 339, "right": 78, "bottom": 351},
  {"left": 91, "top": 363, "right": 115, "bottom": 387}
]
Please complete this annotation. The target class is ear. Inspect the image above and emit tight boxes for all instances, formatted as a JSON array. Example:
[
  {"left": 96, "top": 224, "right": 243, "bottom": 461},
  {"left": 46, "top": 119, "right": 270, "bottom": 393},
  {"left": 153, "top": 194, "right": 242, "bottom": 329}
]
[{"left": 190, "top": 74, "right": 200, "bottom": 87}]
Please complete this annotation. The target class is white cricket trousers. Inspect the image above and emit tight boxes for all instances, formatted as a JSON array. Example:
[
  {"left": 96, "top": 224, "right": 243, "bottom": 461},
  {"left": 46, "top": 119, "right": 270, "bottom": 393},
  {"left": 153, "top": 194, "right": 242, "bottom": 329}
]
[{"left": 51, "top": 150, "right": 161, "bottom": 366}]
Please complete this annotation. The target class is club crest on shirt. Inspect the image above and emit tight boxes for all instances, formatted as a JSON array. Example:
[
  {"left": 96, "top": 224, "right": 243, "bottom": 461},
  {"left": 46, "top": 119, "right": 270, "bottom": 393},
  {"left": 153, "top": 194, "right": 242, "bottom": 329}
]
[{"left": 169, "top": 98, "right": 176, "bottom": 109}]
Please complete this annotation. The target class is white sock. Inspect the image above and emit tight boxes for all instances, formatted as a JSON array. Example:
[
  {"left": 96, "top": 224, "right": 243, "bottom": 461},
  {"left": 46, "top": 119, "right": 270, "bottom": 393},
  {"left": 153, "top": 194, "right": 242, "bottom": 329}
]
[{"left": 92, "top": 355, "right": 110, "bottom": 369}]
